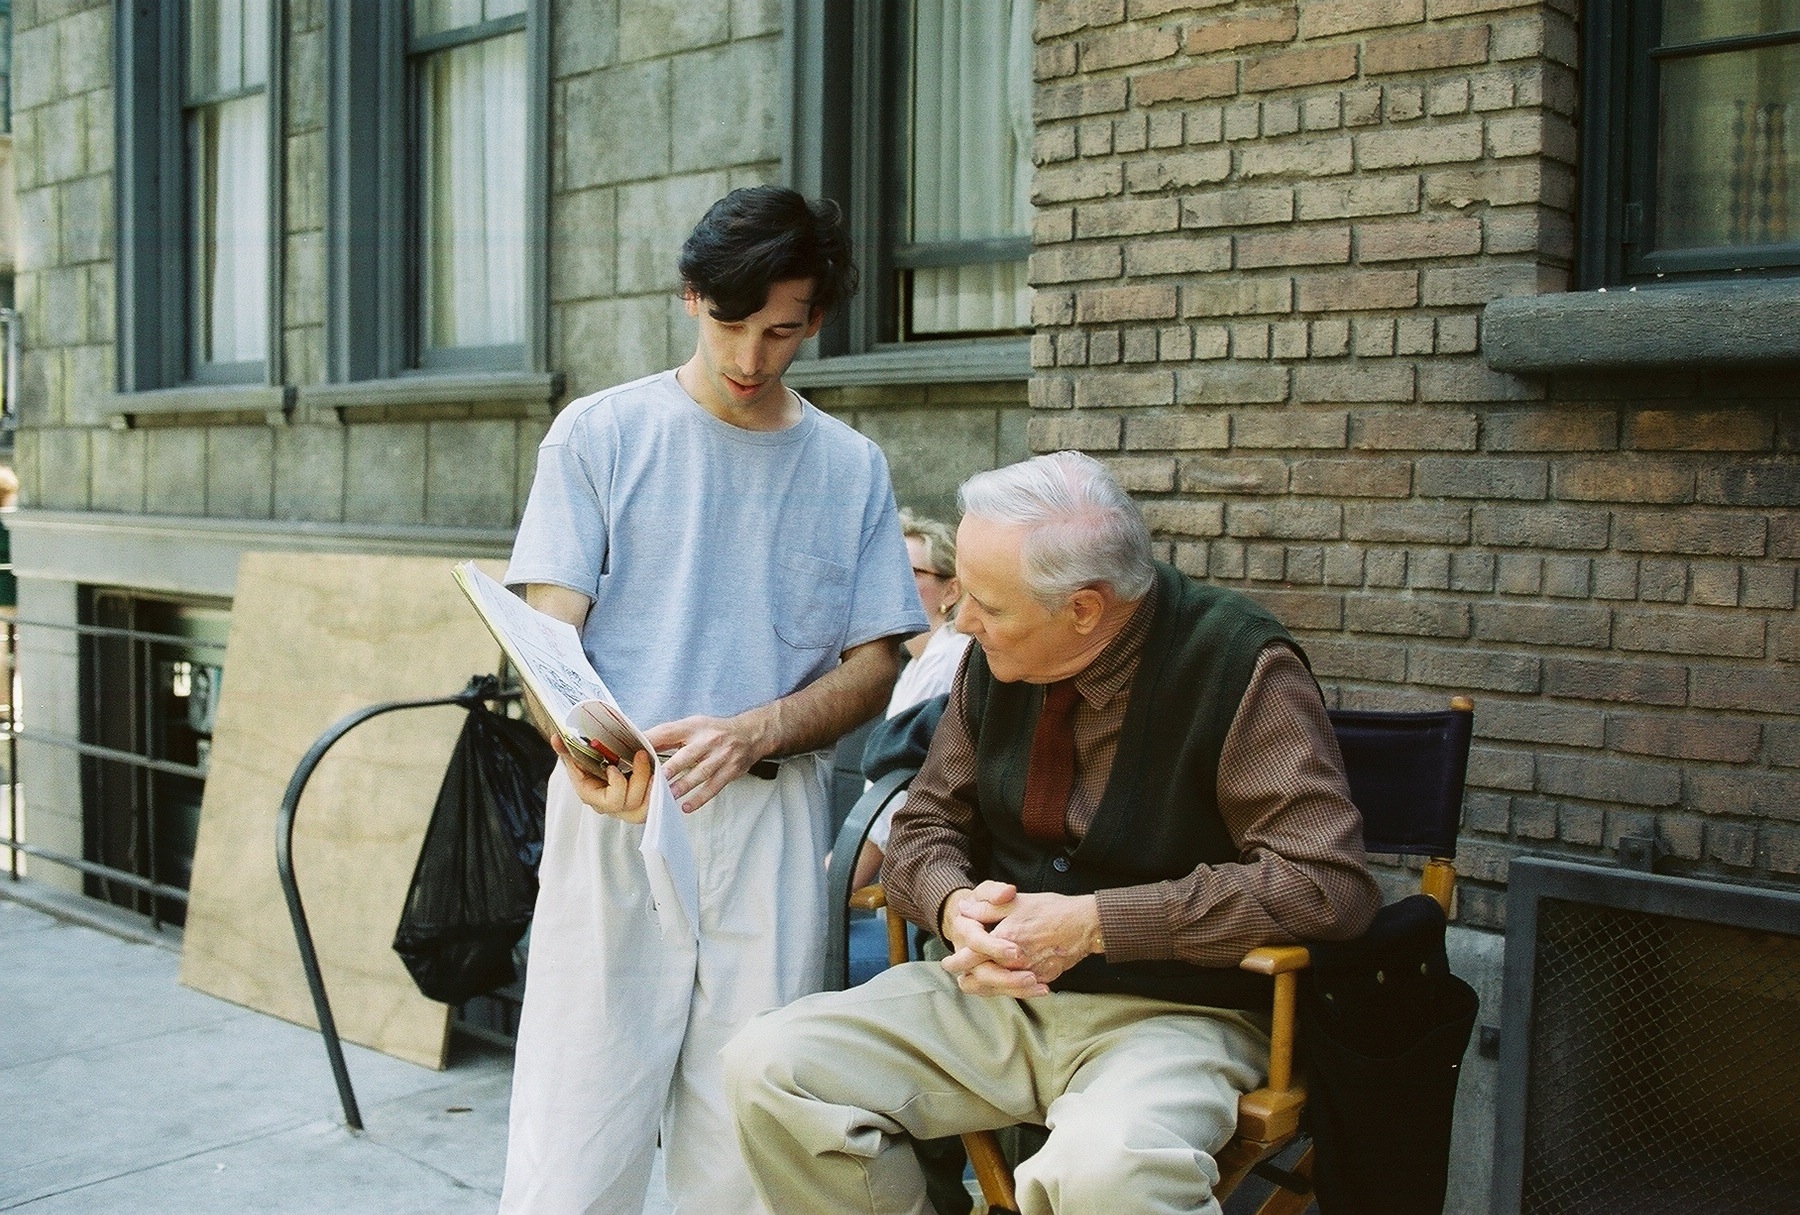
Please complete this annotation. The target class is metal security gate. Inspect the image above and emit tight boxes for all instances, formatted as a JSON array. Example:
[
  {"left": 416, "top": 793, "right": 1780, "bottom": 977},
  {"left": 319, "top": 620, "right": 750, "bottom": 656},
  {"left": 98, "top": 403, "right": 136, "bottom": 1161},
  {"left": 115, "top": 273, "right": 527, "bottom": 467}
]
[
  {"left": 1492, "top": 857, "right": 1800, "bottom": 1214},
  {"left": 2, "top": 597, "right": 228, "bottom": 927}
]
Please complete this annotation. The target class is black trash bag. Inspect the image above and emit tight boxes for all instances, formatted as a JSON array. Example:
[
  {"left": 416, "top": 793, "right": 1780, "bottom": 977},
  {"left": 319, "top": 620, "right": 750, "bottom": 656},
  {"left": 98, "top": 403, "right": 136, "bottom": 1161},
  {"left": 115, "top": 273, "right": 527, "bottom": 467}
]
[
  {"left": 1298, "top": 894, "right": 1480, "bottom": 1215},
  {"left": 393, "top": 702, "right": 555, "bottom": 1005}
]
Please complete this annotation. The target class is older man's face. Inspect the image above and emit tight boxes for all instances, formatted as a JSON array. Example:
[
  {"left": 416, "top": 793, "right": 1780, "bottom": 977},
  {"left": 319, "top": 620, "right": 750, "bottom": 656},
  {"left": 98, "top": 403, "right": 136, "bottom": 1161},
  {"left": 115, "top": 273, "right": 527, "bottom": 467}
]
[{"left": 952, "top": 515, "right": 1084, "bottom": 684}]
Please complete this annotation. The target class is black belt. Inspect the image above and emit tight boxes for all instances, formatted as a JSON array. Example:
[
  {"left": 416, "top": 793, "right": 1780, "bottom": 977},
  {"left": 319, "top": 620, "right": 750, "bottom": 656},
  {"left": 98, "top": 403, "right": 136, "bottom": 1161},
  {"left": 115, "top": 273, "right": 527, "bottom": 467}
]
[{"left": 749, "top": 758, "right": 781, "bottom": 780}]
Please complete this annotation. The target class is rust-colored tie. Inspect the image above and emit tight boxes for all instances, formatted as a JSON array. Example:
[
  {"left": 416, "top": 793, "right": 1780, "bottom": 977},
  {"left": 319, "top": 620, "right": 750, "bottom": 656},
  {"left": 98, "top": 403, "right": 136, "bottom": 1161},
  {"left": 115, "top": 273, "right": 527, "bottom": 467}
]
[{"left": 1020, "top": 679, "right": 1080, "bottom": 843}]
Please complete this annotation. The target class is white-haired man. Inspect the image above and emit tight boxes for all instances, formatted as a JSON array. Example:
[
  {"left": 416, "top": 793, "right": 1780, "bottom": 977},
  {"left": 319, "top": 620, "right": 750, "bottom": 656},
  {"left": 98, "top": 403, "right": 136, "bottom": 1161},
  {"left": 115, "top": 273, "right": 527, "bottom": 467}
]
[{"left": 725, "top": 451, "right": 1381, "bottom": 1215}]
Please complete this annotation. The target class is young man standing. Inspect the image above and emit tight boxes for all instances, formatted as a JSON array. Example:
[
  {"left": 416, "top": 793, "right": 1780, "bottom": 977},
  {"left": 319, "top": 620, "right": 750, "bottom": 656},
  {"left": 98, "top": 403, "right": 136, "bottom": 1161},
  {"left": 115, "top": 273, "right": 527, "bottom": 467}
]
[{"left": 499, "top": 187, "right": 926, "bottom": 1214}]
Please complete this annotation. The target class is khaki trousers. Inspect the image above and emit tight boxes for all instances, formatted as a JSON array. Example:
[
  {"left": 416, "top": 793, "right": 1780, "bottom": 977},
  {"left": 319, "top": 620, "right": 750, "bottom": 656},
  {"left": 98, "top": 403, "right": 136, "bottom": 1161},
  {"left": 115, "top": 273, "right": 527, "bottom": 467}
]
[{"left": 724, "top": 960, "right": 1269, "bottom": 1215}]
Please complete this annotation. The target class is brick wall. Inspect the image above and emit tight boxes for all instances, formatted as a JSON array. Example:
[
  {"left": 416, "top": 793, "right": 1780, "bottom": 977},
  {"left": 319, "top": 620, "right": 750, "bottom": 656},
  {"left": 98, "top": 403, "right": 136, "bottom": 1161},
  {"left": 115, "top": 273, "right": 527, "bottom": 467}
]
[{"left": 1027, "top": 0, "right": 1800, "bottom": 926}]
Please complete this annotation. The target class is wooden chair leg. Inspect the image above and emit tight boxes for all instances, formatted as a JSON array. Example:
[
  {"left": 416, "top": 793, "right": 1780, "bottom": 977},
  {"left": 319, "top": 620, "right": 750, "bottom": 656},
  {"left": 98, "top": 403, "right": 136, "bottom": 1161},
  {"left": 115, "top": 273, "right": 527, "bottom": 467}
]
[
  {"left": 1249, "top": 1143, "right": 1316, "bottom": 1215},
  {"left": 963, "top": 1129, "right": 1019, "bottom": 1214},
  {"left": 884, "top": 904, "right": 909, "bottom": 967}
]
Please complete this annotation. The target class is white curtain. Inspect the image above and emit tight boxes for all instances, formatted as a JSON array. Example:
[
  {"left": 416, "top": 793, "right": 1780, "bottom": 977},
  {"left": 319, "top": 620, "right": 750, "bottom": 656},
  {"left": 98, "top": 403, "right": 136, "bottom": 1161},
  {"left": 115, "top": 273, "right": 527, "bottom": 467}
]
[
  {"left": 424, "top": 31, "right": 527, "bottom": 351},
  {"left": 201, "top": 94, "right": 270, "bottom": 363},
  {"left": 909, "top": 0, "right": 1034, "bottom": 335},
  {"left": 191, "top": 0, "right": 269, "bottom": 365}
]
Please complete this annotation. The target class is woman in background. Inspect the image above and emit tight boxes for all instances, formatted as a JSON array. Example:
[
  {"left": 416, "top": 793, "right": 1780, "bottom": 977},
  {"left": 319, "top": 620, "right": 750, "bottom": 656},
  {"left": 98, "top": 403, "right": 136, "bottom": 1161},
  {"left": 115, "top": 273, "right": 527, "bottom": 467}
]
[{"left": 851, "top": 508, "right": 970, "bottom": 889}]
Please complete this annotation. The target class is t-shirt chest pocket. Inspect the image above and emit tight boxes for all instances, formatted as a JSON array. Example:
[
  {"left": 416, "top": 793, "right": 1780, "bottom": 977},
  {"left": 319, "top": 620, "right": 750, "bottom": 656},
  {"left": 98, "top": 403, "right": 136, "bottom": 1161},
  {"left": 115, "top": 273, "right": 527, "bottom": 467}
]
[{"left": 774, "top": 551, "right": 853, "bottom": 650}]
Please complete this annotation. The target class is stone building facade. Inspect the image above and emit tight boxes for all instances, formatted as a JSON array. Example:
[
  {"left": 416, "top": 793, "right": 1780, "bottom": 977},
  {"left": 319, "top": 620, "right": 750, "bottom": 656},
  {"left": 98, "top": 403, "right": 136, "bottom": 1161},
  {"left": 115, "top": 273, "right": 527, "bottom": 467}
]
[
  {"left": 7, "top": 1, "right": 1797, "bottom": 1207},
  {"left": 6, "top": 0, "right": 1031, "bottom": 912}
]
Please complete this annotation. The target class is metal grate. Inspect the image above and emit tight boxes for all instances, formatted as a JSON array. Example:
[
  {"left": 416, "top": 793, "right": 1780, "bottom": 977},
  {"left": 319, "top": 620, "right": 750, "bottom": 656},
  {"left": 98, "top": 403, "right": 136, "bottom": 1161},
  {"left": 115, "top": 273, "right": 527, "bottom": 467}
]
[{"left": 1515, "top": 895, "right": 1800, "bottom": 1214}]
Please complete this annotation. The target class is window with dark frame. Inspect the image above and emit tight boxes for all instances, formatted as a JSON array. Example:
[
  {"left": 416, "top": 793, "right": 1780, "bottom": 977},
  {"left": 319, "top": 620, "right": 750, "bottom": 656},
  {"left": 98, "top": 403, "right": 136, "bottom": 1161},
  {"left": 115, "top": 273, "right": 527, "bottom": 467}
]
[
  {"left": 1, "top": 0, "right": 13, "bottom": 134},
  {"left": 791, "top": 0, "right": 1034, "bottom": 362},
  {"left": 1582, "top": 0, "right": 1800, "bottom": 288},
  {"left": 77, "top": 590, "right": 231, "bottom": 928},
  {"left": 117, "top": 0, "right": 278, "bottom": 392},
  {"left": 186, "top": 0, "right": 272, "bottom": 382},
  {"left": 327, "top": 0, "right": 544, "bottom": 383},
  {"left": 413, "top": 0, "right": 528, "bottom": 369}
]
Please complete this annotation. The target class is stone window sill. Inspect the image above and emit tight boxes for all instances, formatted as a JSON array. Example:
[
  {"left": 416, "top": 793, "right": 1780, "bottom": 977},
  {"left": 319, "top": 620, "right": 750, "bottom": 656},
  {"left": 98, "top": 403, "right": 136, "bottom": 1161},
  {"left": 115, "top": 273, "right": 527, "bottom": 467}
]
[
  {"left": 110, "top": 384, "right": 295, "bottom": 426},
  {"left": 783, "top": 338, "right": 1031, "bottom": 388},
  {"left": 109, "top": 373, "right": 567, "bottom": 426},
  {"left": 297, "top": 372, "right": 564, "bottom": 421},
  {"left": 1483, "top": 280, "right": 1800, "bottom": 373}
]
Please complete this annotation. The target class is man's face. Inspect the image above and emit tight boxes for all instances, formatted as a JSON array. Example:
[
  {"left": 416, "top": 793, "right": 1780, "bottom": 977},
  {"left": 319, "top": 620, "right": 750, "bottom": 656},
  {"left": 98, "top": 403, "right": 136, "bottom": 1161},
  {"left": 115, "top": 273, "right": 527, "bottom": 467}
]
[
  {"left": 952, "top": 515, "right": 1085, "bottom": 684},
  {"left": 682, "top": 277, "right": 822, "bottom": 424}
]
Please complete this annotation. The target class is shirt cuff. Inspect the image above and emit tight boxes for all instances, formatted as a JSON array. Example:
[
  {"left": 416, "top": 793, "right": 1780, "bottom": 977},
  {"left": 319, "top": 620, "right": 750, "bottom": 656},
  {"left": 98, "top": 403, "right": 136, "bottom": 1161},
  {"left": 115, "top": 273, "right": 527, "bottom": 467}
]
[
  {"left": 913, "top": 864, "right": 977, "bottom": 941},
  {"left": 1094, "top": 883, "right": 1180, "bottom": 963}
]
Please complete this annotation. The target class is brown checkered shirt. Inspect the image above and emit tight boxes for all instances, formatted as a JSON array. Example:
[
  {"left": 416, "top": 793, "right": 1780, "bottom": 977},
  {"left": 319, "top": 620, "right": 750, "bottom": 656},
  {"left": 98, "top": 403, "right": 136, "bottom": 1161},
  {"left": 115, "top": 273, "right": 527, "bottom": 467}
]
[{"left": 885, "top": 584, "right": 1380, "bottom": 966}]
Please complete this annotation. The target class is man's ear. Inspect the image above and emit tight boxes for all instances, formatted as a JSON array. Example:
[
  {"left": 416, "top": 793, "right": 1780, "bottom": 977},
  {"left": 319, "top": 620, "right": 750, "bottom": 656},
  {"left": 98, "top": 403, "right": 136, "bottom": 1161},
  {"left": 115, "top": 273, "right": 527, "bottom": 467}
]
[
  {"left": 1067, "top": 587, "right": 1106, "bottom": 633},
  {"left": 803, "top": 308, "right": 824, "bottom": 340},
  {"left": 682, "top": 285, "right": 701, "bottom": 317}
]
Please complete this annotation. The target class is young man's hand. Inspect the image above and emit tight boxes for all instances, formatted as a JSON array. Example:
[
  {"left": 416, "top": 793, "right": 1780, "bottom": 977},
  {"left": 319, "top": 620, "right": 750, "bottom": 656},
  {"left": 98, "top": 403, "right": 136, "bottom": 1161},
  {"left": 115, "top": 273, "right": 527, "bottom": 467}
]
[
  {"left": 552, "top": 736, "right": 652, "bottom": 824},
  {"left": 645, "top": 714, "right": 773, "bottom": 813}
]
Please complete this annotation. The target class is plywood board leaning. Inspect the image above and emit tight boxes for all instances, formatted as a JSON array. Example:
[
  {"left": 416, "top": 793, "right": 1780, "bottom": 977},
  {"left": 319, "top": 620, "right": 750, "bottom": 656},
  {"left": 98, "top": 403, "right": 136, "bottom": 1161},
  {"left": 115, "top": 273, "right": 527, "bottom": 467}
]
[{"left": 179, "top": 552, "right": 506, "bottom": 1070}]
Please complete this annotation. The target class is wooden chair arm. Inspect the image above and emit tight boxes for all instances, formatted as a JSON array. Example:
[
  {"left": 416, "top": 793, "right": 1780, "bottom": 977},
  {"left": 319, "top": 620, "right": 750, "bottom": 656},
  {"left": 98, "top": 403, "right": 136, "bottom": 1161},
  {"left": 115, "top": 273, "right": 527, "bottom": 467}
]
[
  {"left": 1240, "top": 944, "right": 1311, "bottom": 1095},
  {"left": 1239, "top": 944, "right": 1311, "bottom": 975},
  {"left": 963, "top": 1129, "right": 1019, "bottom": 1214},
  {"left": 849, "top": 883, "right": 912, "bottom": 968},
  {"left": 1236, "top": 1081, "right": 1307, "bottom": 1145}
]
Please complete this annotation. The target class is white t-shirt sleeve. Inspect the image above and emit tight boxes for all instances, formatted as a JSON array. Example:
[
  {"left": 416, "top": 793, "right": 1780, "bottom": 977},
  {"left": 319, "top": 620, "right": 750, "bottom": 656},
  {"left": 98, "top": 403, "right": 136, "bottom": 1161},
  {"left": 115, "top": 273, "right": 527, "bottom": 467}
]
[
  {"left": 507, "top": 418, "right": 610, "bottom": 599},
  {"left": 839, "top": 444, "right": 930, "bottom": 653}
]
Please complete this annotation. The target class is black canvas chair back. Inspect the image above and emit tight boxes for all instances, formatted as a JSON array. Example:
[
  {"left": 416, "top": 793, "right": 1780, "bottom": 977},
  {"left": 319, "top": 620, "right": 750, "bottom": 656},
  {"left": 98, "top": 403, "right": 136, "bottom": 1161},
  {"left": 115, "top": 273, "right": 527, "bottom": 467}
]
[
  {"left": 1303, "top": 696, "right": 1478, "bottom": 1215},
  {"left": 1328, "top": 700, "right": 1472, "bottom": 862}
]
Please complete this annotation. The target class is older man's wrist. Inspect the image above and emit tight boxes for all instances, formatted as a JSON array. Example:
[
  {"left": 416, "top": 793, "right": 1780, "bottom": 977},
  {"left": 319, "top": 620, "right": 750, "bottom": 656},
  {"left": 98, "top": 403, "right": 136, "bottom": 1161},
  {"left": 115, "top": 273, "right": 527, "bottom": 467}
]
[
  {"left": 911, "top": 867, "right": 974, "bottom": 940},
  {"left": 1078, "top": 893, "right": 1106, "bottom": 956},
  {"left": 937, "top": 887, "right": 973, "bottom": 942},
  {"left": 1093, "top": 887, "right": 1168, "bottom": 962}
]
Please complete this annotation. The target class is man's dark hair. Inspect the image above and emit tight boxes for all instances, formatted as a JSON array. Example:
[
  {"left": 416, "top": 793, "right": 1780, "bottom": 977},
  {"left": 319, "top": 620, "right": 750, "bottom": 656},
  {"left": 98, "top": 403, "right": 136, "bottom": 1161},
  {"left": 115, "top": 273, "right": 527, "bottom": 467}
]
[{"left": 678, "top": 186, "right": 859, "bottom": 322}]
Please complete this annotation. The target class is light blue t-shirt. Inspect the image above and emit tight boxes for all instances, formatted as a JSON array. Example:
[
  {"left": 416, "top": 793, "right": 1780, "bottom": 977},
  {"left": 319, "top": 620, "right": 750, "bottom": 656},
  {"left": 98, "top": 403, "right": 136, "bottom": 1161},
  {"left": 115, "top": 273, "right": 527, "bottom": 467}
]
[{"left": 506, "top": 370, "right": 927, "bottom": 730}]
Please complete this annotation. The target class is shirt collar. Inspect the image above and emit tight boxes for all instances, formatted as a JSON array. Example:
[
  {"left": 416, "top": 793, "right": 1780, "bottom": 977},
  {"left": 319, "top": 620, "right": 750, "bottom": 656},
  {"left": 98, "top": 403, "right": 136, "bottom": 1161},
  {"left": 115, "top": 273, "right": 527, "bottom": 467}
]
[{"left": 1071, "top": 579, "right": 1158, "bottom": 708}]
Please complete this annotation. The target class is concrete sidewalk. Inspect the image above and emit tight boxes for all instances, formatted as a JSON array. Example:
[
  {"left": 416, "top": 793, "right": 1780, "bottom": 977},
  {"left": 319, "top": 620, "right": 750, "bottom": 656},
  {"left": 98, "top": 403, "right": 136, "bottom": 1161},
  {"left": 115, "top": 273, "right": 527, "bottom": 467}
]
[{"left": 0, "top": 884, "right": 671, "bottom": 1214}]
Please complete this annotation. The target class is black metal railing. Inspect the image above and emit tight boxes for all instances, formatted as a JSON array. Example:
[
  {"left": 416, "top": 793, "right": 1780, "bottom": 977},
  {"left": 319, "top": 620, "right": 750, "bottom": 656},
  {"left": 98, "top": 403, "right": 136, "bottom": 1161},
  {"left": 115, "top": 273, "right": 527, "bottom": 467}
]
[
  {"left": 2, "top": 614, "right": 225, "bottom": 927},
  {"left": 277, "top": 674, "right": 519, "bottom": 1131}
]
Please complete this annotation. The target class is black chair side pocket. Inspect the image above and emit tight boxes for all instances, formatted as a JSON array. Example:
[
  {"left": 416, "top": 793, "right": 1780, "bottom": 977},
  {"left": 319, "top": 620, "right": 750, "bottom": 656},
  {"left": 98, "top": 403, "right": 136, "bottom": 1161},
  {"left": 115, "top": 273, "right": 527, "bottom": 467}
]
[{"left": 1299, "top": 894, "right": 1480, "bottom": 1215}]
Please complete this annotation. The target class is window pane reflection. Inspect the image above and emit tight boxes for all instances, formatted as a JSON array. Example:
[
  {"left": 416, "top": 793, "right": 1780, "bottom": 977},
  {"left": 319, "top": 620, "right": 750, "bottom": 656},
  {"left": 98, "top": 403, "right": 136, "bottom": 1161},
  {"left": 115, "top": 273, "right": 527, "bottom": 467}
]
[
  {"left": 188, "top": 0, "right": 268, "bottom": 98},
  {"left": 414, "top": 0, "right": 525, "bottom": 39},
  {"left": 1657, "top": 44, "right": 1798, "bottom": 251},
  {"left": 190, "top": 94, "right": 270, "bottom": 364}
]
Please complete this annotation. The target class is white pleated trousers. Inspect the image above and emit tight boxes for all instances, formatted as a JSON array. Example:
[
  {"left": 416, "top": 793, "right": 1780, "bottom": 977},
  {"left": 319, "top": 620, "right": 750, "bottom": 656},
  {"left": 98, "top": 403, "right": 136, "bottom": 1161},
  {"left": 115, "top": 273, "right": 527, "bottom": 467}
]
[{"left": 499, "top": 753, "right": 831, "bottom": 1215}]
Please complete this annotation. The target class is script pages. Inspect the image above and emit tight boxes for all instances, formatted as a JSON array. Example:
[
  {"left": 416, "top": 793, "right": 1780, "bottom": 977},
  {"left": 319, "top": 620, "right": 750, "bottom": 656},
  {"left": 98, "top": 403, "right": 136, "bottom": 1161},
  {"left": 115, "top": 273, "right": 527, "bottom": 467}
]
[{"left": 451, "top": 561, "right": 699, "bottom": 941}]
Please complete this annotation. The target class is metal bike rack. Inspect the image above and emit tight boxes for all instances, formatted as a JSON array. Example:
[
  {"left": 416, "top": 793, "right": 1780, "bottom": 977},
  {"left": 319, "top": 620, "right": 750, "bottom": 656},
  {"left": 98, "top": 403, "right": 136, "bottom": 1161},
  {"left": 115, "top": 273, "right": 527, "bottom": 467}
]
[{"left": 276, "top": 673, "right": 518, "bottom": 1132}]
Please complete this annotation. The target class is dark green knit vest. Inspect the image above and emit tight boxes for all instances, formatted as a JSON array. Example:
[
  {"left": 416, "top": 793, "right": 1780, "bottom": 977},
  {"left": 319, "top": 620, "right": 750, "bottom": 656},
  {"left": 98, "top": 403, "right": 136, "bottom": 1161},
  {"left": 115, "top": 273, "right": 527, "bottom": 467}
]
[{"left": 964, "top": 561, "right": 1304, "bottom": 1010}]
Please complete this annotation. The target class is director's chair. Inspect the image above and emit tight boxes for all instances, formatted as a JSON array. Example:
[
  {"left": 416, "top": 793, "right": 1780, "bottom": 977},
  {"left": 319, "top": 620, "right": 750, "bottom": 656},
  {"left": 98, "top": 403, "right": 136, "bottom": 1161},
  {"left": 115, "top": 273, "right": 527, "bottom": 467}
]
[{"left": 824, "top": 695, "right": 1476, "bottom": 1215}]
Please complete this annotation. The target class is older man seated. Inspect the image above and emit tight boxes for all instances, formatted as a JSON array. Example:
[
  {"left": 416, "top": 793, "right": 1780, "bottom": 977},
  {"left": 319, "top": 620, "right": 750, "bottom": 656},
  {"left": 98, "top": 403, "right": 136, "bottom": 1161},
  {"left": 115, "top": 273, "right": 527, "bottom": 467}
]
[{"left": 724, "top": 451, "right": 1380, "bottom": 1215}]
